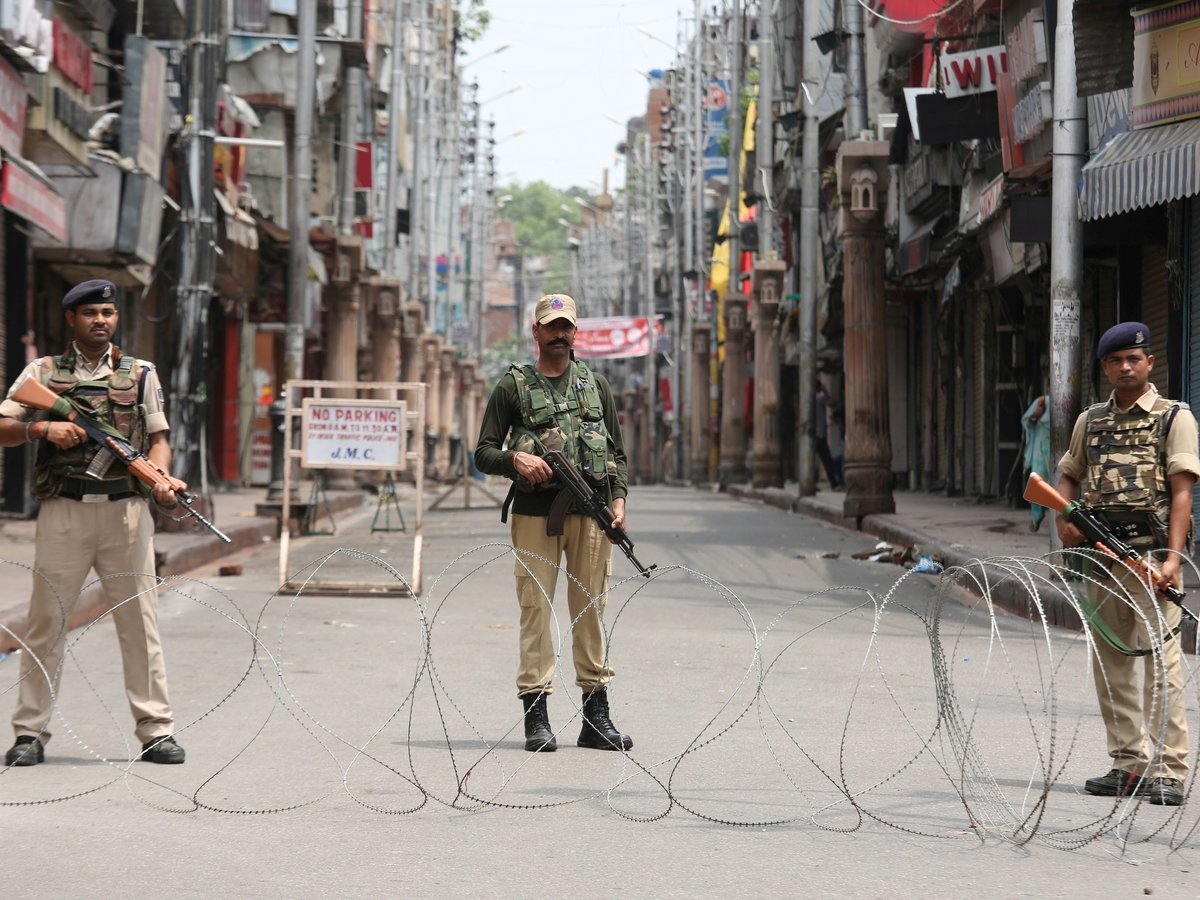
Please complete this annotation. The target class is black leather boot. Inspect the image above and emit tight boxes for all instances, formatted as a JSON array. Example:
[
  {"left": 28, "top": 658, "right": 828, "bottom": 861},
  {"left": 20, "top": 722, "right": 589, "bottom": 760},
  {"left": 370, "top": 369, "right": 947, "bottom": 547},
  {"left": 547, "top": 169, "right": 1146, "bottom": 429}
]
[
  {"left": 521, "top": 692, "right": 557, "bottom": 752},
  {"left": 577, "top": 687, "right": 633, "bottom": 751}
]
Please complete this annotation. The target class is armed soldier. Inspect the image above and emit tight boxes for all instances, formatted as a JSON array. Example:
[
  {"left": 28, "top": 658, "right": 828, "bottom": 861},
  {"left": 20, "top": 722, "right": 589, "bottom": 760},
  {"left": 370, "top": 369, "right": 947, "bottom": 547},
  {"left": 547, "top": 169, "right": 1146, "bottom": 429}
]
[
  {"left": 1056, "top": 322, "right": 1200, "bottom": 806},
  {"left": 475, "top": 293, "right": 634, "bottom": 754},
  {"left": 0, "top": 280, "right": 187, "bottom": 768}
]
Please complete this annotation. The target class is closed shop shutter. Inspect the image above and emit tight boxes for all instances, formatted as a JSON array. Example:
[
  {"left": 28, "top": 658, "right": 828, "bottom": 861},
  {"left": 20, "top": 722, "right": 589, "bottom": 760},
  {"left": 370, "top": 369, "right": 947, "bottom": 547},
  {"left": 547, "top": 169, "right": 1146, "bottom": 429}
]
[
  {"left": 1188, "top": 201, "right": 1200, "bottom": 533},
  {"left": 1141, "top": 243, "right": 1170, "bottom": 396}
]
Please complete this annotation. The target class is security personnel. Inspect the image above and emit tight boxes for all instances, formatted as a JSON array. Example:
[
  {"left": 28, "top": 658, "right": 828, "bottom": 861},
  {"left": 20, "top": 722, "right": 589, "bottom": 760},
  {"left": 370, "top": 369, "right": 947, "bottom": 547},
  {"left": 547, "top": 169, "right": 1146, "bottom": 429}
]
[
  {"left": 475, "top": 293, "right": 633, "bottom": 754},
  {"left": 1057, "top": 322, "right": 1200, "bottom": 806},
  {"left": 0, "top": 279, "right": 188, "bottom": 767}
]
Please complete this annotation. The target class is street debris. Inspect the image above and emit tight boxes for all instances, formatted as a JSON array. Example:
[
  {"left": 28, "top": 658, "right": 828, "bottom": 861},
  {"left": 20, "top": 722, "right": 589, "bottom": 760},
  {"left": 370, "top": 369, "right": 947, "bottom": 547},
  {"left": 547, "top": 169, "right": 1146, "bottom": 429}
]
[{"left": 852, "top": 541, "right": 943, "bottom": 573}]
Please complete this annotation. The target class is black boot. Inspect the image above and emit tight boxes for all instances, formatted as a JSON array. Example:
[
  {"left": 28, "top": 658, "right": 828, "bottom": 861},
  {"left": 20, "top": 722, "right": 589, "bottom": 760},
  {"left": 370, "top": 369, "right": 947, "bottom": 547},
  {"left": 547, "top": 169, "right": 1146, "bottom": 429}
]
[
  {"left": 577, "top": 687, "right": 633, "bottom": 751},
  {"left": 521, "top": 692, "right": 557, "bottom": 752}
]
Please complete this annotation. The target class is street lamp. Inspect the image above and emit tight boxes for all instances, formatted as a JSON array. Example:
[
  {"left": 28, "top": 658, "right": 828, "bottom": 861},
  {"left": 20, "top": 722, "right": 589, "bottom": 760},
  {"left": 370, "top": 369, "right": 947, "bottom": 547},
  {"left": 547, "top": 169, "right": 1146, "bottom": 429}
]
[
  {"left": 461, "top": 43, "right": 510, "bottom": 69},
  {"left": 637, "top": 26, "right": 677, "bottom": 52},
  {"left": 480, "top": 84, "right": 524, "bottom": 106}
]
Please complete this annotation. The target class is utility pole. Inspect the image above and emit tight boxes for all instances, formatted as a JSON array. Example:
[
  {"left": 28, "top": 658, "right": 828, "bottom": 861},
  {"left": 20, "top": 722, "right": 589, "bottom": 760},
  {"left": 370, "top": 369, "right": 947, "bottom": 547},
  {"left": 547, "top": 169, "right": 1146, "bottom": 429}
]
[
  {"left": 756, "top": 0, "right": 774, "bottom": 261},
  {"left": 286, "top": 0, "right": 315, "bottom": 386},
  {"left": 843, "top": 0, "right": 867, "bottom": 136},
  {"left": 797, "top": 0, "right": 821, "bottom": 495},
  {"left": 643, "top": 132, "right": 659, "bottom": 482},
  {"left": 170, "top": 0, "right": 218, "bottom": 493},
  {"left": 384, "top": 0, "right": 407, "bottom": 277},
  {"left": 1049, "top": 0, "right": 1085, "bottom": 508},
  {"left": 727, "top": 0, "right": 742, "bottom": 305},
  {"left": 408, "top": 1, "right": 426, "bottom": 322}
]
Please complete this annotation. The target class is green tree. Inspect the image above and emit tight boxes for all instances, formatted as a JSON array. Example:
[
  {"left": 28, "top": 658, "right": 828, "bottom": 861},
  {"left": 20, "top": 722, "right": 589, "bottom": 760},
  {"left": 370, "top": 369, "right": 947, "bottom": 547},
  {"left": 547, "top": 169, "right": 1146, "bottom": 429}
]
[
  {"left": 496, "top": 180, "right": 582, "bottom": 295},
  {"left": 455, "top": 1, "right": 491, "bottom": 42}
]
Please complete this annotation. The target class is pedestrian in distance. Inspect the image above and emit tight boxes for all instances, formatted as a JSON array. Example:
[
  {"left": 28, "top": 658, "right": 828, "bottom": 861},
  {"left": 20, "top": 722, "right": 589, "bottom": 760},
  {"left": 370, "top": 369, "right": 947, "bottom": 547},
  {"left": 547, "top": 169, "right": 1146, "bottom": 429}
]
[
  {"left": 0, "top": 279, "right": 188, "bottom": 768},
  {"left": 1056, "top": 322, "right": 1199, "bottom": 806},
  {"left": 814, "top": 380, "right": 843, "bottom": 490},
  {"left": 475, "top": 293, "right": 633, "bottom": 754}
]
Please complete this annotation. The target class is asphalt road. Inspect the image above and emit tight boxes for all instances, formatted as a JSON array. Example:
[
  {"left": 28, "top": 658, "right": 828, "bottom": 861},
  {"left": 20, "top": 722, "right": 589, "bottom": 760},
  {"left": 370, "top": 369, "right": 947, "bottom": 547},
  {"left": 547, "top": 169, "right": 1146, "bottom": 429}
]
[{"left": 1, "top": 485, "right": 1196, "bottom": 897}]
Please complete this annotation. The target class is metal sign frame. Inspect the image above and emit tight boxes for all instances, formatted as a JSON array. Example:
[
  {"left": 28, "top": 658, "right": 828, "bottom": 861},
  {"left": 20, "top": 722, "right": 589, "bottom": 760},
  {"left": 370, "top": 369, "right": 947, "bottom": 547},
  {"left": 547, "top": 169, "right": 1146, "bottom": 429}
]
[{"left": 279, "top": 379, "right": 426, "bottom": 595}]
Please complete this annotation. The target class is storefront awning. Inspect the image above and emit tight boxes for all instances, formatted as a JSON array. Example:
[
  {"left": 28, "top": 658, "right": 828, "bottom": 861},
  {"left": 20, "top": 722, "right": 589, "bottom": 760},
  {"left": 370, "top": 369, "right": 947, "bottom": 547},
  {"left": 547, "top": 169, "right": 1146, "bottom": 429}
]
[
  {"left": 1078, "top": 119, "right": 1200, "bottom": 221},
  {"left": 898, "top": 214, "right": 945, "bottom": 275}
]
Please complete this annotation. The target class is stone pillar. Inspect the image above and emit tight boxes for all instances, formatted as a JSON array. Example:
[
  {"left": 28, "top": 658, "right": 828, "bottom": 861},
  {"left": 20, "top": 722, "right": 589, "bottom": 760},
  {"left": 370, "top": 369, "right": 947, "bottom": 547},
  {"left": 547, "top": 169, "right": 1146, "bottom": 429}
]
[
  {"left": 838, "top": 139, "right": 894, "bottom": 517},
  {"left": 459, "top": 359, "right": 478, "bottom": 469},
  {"left": 752, "top": 261, "right": 785, "bottom": 488},
  {"left": 421, "top": 335, "right": 442, "bottom": 479},
  {"left": 622, "top": 386, "right": 639, "bottom": 483},
  {"left": 400, "top": 304, "right": 423, "bottom": 384},
  {"left": 718, "top": 297, "right": 748, "bottom": 485},
  {"left": 437, "top": 347, "right": 456, "bottom": 477},
  {"left": 637, "top": 384, "right": 651, "bottom": 481},
  {"left": 324, "top": 239, "right": 363, "bottom": 488},
  {"left": 369, "top": 279, "right": 401, "bottom": 384},
  {"left": 689, "top": 322, "right": 710, "bottom": 483}
]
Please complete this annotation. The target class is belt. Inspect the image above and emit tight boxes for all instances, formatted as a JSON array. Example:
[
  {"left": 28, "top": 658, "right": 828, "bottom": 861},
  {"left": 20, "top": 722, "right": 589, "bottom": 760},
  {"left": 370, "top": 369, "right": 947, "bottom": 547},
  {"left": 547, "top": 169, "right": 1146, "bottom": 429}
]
[{"left": 57, "top": 489, "right": 137, "bottom": 503}]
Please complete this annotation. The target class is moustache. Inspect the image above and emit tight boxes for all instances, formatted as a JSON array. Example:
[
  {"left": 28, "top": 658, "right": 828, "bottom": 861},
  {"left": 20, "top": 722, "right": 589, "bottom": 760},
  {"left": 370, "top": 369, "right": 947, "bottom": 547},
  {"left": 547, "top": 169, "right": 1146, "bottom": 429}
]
[{"left": 549, "top": 338, "right": 570, "bottom": 346}]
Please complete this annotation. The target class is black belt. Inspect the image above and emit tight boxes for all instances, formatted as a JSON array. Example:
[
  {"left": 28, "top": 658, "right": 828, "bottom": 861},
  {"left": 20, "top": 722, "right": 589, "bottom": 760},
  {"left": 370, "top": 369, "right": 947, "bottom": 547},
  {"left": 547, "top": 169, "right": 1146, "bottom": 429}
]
[{"left": 57, "top": 489, "right": 137, "bottom": 502}]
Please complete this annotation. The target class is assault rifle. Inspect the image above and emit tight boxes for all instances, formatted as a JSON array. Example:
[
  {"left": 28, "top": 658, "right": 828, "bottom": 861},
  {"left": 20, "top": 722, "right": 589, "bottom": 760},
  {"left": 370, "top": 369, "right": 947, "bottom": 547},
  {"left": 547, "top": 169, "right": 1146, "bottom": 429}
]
[
  {"left": 13, "top": 377, "right": 232, "bottom": 543},
  {"left": 1024, "top": 472, "right": 1195, "bottom": 623},
  {"left": 543, "top": 449, "right": 656, "bottom": 578}
]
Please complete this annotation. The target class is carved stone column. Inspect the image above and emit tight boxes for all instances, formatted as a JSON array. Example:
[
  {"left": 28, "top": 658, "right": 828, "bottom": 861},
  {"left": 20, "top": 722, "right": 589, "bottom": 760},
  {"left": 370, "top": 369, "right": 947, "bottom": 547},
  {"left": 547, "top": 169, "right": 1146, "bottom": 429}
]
[
  {"left": 368, "top": 279, "right": 400, "bottom": 384},
  {"left": 400, "top": 304, "right": 423, "bottom": 385},
  {"left": 622, "top": 386, "right": 639, "bottom": 484},
  {"left": 421, "top": 335, "right": 442, "bottom": 479},
  {"left": 837, "top": 139, "right": 894, "bottom": 517},
  {"left": 437, "top": 347, "right": 456, "bottom": 477},
  {"left": 752, "top": 261, "right": 784, "bottom": 488},
  {"left": 718, "top": 297, "right": 748, "bottom": 485}
]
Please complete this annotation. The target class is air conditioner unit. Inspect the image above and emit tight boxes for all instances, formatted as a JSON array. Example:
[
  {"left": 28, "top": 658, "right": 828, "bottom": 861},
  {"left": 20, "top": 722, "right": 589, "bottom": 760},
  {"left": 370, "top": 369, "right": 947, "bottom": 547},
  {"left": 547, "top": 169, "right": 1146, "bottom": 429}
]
[{"left": 877, "top": 113, "right": 899, "bottom": 142}]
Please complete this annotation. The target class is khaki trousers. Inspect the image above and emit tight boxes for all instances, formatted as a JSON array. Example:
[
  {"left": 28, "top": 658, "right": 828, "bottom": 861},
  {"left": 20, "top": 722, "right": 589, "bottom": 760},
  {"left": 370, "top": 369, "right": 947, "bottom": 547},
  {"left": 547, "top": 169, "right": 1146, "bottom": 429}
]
[
  {"left": 511, "top": 513, "right": 615, "bottom": 696},
  {"left": 13, "top": 496, "right": 174, "bottom": 745},
  {"left": 1089, "top": 561, "right": 1189, "bottom": 780}
]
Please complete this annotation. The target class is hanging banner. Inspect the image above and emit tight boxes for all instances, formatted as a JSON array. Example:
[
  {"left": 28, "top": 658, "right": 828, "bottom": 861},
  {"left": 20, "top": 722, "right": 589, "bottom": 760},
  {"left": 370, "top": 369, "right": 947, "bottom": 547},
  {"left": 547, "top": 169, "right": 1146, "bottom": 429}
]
[{"left": 573, "top": 315, "right": 665, "bottom": 359}]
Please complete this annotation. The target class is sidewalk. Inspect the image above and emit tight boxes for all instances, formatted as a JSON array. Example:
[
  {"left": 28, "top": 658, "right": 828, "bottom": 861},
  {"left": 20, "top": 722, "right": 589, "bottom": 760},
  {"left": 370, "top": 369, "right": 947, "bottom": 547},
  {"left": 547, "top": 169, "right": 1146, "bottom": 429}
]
[{"left": 0, "top": 484, "right": 365, "bottom": 654}]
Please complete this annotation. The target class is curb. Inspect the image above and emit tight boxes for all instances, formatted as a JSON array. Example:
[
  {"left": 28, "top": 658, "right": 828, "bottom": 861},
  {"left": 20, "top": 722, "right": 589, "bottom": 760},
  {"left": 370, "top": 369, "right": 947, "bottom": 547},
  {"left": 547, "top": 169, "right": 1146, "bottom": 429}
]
[{"left": 725, "top": 483, "right": 1086, "bottom": 634}]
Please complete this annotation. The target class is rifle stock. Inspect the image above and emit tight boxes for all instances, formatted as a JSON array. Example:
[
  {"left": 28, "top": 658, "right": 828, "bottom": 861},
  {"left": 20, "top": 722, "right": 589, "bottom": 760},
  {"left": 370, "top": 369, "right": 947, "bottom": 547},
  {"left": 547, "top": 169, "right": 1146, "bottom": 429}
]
[
  {"left": 543, "top": 449, "right": 656, "bottom": 578},
  {"left": 12, "top": 377, "right": 232, "bottom": 543},
  {"left": 1023, "top": 472, "right": 1194, "bottom": 621}
]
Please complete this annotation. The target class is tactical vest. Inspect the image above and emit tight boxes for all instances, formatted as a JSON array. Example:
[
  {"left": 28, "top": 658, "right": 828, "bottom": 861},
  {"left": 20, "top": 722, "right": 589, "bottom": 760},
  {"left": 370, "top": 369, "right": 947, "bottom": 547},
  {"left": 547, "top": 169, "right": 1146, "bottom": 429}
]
[
  {"left": 1082, "top": 396, "right": 1188, "bottom": 551},
  {"left": 507, "top": 361, "right": 616, "bottom": 491},
  {"left": 32, "top": 349, "right": 149, "bottom": 500}
]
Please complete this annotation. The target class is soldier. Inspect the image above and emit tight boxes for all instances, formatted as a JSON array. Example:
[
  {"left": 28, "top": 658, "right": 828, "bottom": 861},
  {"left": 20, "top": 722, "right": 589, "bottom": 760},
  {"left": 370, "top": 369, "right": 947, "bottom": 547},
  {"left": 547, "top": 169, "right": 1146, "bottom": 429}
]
[
  {"left": 1056, "top": 322, "right": 1199, "bottom": 806},
  {"left": 475, "top": 293, "right": 633, "bottom": 753},
  {"left": 0, "top": 280, "right": 187, "bottom": 767}
]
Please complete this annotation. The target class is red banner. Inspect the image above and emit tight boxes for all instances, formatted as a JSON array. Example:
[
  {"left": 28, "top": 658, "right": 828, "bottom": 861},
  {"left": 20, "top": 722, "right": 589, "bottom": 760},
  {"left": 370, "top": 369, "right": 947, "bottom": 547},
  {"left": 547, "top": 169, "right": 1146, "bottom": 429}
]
[
  {"left": 1, "top": 160, "right": 67, "bottom": 243},
  {"left": 573, "top": 315, "right": 665, "bottom": 359}
]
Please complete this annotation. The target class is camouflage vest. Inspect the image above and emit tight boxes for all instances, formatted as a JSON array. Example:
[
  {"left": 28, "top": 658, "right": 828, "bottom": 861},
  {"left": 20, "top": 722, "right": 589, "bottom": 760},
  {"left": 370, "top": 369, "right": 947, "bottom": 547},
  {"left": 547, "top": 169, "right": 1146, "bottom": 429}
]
[
  {"left": 508, "top": 361, "right": 616, "bottom": 491},
  {"left": 1082, "top": 395, "right": 1188, "bottom": 550},
  {"left": 32, "top": 349, "right": 149, "bottom": 500}
]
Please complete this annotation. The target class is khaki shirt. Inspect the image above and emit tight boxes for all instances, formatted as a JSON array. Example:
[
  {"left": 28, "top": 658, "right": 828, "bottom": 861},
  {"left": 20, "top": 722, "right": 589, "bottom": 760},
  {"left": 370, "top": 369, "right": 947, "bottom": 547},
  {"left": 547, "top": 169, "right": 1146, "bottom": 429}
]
[
  {"left": 0, "top": 343, "right": 169, "bottom": 434},
  {"left": 1058, "top": 384, "right": 1200, "bottom": 483}
]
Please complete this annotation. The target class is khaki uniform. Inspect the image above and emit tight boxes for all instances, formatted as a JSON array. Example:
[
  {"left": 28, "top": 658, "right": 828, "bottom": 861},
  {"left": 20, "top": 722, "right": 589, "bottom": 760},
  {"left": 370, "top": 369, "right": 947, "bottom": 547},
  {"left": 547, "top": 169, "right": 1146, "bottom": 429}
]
[
  {"left": 1059, "top": 385, "right": 1200, "bottom": 780},
  {"left": 0, "top": 345, "right": 175, "bottom": 745}
]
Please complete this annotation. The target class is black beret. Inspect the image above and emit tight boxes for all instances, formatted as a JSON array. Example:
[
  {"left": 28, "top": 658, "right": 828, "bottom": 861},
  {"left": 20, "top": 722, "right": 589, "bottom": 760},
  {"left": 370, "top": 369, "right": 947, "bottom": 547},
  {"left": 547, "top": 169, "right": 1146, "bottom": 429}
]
[
  {"left": 62, "top": 279, "right": 119, "bottom": 310},
  {"left": 1096, "top": 321, "right": 1151, "bottom": 360}
]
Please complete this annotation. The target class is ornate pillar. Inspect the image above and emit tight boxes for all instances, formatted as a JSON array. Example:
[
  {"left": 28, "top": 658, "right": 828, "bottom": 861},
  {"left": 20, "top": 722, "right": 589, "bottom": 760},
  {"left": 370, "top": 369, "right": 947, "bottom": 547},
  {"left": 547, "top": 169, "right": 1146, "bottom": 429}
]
[
  {"left": 718, "top": 297, "right": 748, "bottom": 485},
  {"left": 421, "top": 335, "right": 442, "bottom": 479},
  {"left": 368, "top": 278, "right": 401, "bottom": 384},
  {"left": 689, "top": 322, "right": 710, "bottom": 483},
  {"left": 437, "top": 347, "right": 456, "bottom": 477},
  {"left": 752, "top": 261, "right": 785, "bottom": 488},
  {"left": 838, "top": 139, "right": 894, "bottom": 517},
  {"left": 622, "top": 386, "right": 639, "bottom": 483},
  {"left": 325, "top": 238, "right": 363, "bottom": 487},
  {"left": 400, "top": 304, "right": 423, "bottom": 384}
]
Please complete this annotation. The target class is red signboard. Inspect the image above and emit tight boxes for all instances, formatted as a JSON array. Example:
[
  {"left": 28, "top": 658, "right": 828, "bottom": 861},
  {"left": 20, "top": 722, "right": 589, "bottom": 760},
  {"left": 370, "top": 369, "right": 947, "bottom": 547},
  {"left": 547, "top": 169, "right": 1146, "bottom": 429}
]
[
  {"left": 52, "top": 18, "right": 92, "bottom": 94},
  {"left": 2, "top": 161, "right": 67, "bottom": 242},
  {"left": 0, "top": 58, "right": 25, "bottom": 156},
  {"left": 573, "top": 315, "right": 665, "bottom": 359}
]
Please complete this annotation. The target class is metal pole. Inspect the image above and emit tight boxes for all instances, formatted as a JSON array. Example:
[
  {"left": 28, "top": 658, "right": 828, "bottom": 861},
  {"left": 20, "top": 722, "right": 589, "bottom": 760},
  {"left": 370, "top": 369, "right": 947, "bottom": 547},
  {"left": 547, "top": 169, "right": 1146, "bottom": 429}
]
[
  {"left": 286, "top": 0, "right": 315, "bottom": 384},
  {"left": 644, "top": 133, "right": 658, "bottom": 483},
  {"left": 727, "top": 0, "right": 741, "bottom": 298},
  {"left": 843, "top": 0, "right": 867, "bottom": 137},
  {"left": 1049, "top": 0, "right": 1085, "bottom": 506},
  {"left": 797, "top": 0, "right": 821, "bottom": 495},
  {"left": 756, "top": 0, "right": 774, "bottom": 262},
  {"left": 384, "top": 0, "right": 406, "bottom": 276},
  {"left": 409, "top": 1, "right": 426, "bottom": 320},
  {"left": 339, "top": 0, "right": 364, "bottom": 237}
]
